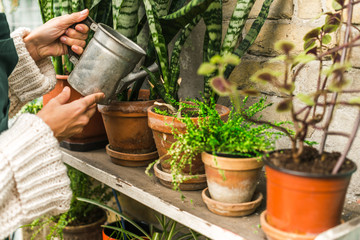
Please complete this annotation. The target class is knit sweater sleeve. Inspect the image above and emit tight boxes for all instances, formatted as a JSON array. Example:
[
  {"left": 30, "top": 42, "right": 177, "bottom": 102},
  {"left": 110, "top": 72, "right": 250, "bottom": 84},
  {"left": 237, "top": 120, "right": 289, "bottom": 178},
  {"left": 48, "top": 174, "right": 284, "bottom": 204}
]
[
  {"left": 0, "top": 113, "right": 72, "bottom": 239},
  {"left": 8, "top": 28, "right": 56, "bottom": 118}
]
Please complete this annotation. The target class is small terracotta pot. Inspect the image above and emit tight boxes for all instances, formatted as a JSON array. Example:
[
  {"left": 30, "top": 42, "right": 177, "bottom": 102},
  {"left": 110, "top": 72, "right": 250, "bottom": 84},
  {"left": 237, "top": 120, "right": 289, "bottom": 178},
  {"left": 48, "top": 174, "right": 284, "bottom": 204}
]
[
  {"left": 147, "top": 104, "right": 230, "bottom": 174},
  {"left": 263, "top": 151, "right": 357, "bottom": 235},
  {"left": 260, "top": 211, "right": 317, "bottom": 240},
  {"left": 202, "top": 152, "right": 263, "bottom": 203},
  {"left": 98, "top": 90, "right": 156, "bottom": 153},
  {"left": 43, "top": 75, "right": 107, "bottom": 149},
  {"left": 63, "top": 211, "right": 107, "bottom": 240}
]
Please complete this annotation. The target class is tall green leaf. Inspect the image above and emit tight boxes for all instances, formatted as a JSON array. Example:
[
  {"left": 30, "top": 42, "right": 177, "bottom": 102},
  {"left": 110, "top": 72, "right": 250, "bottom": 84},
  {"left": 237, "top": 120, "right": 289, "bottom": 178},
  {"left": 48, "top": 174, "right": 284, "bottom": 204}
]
[
  {"left": 113, "top": 0, "right": 140, "bottom": 40},
  {"left": 225, "top": 0, "right": 274, "bottom": 79},
  {"left": 221, "top": 0, "right": 256, "bottom": 55}
]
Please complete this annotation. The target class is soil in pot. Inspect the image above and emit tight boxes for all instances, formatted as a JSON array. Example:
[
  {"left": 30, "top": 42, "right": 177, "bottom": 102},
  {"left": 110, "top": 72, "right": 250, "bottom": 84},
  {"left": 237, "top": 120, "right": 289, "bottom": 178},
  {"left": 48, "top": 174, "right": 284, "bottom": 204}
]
[
  {"left": 147, "top": 103, "right": 230, "bottom": 174},
  {"left": 43, "top": 75, "right": 107, "bottom": 151},
  {"left": 202, "top": 152, "right": 263, "bottom": 203},
  {"left": 63, "top": 208, "right": 107, "bottom": 240},
  {"left": 98, "top": 90, "right": 158, "bottom": 166},
  {"left": 264, "top": 147, "right": 357, "bottom": 235}
]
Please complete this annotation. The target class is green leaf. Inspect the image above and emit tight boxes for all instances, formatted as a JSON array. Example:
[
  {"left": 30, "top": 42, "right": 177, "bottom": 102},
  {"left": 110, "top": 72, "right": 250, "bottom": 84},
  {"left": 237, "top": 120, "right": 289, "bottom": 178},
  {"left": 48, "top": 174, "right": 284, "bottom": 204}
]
[
  {"left": 222, "top": 54, "right": 241, "bottom": 66},
  {"left": 280, "top": 83, "right": 295, "bottom": 94},
  {"left": 210, "top": 55, "right": 223, "bottom": 64},
  {"left": 304, "top": 38, "right": 316, "bottom": 51},
  {"left": 276, "top": 99, "right": 292, "bottom": 112},
  {"left": 332, "top": 0, "right": 343, "bottom": 10},
  {"left": 322, "top": 34, "right": 332, "bottom": 44},
  {"left": 349, "top": 97, "right": 360, "bottom": 105},
  {"left": 210, "top": 77, "right": 233, "bottom": 96},
  {"left": 297, "top": 93, "right": 315, "bottom": 106},
  {"left": 274, "top": 40, "right": 295, "bottom": 54},
  {"left": 251, "top": 68, "right": 278, "bottom": 84},
  {"left": 240, "top": 89, "right": 260, "bottom": 96},
  {"left": 294, "top": 52, "right": 316, "bottom": 65},
  {"left": 323, "top": 24, "right": 339, "bottom": 34},
  {"left": 303, "top": 28, "right": 321, "bottom": 41},
  {"left": 328, "top": 79, "right": 350, "bottom": 92},
  {"left": 197, "top": 63, "right": 217, "bottom": 75}
]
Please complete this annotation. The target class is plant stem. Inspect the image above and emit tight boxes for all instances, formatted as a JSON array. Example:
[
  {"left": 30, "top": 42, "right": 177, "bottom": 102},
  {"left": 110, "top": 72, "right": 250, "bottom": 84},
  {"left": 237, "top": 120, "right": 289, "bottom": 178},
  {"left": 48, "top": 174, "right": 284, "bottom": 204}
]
[
  {"left": 319, "top": 0, "right": 354, "bottom": 155},
  {"left": 332, "top": 110, "right": 360, "bottom": 173}
]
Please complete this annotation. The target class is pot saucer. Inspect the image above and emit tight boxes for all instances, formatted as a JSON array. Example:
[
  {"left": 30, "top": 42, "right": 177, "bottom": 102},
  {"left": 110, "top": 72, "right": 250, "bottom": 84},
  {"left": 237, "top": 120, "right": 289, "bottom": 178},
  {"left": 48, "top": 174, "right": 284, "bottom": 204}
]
[
  {"left": 201, "top": 188, "right": 262, "bottom": 217},
  {"left": 154, "top": 161, "right": 207, "bottom": 191},
  {"left": 260, "top": 211, "right": 317, "bottom": 240},
  {"left": 106, "top": 144, "right": 158, "bottom": 167}
]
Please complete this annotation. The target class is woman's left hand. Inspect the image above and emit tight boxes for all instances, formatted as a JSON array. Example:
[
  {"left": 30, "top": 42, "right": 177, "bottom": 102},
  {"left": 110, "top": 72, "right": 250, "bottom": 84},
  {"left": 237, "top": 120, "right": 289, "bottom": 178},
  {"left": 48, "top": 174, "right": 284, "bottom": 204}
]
[{"left": 23, "top": 9, "right": 90, "bottom": 62}]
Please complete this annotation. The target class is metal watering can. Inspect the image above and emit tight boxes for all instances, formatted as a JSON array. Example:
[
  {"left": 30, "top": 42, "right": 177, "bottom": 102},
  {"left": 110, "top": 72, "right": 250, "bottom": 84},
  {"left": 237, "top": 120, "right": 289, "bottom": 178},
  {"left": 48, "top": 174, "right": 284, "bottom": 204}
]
[{"left": 67, "top": 17, "right": 158, "bottom": 105}]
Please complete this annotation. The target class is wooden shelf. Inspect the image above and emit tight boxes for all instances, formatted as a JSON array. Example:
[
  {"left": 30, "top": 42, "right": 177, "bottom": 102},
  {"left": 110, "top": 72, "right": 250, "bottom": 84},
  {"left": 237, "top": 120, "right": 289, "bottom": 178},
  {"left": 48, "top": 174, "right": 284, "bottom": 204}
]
[
  {"left": 61, "top": 148, "right": 360, "bottom": 240},
  {"left": 62, "top": 148, "right": 267, "bottom": 240}
]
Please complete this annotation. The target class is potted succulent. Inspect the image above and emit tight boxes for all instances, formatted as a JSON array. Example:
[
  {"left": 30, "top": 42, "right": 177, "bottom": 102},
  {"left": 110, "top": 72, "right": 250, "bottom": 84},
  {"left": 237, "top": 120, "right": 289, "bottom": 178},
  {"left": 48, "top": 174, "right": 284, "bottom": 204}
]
[
  {"left": 166, "top": 54, "right": 284, "bottom": 215},
  {"left": 244, "top": 0, "right": 359, "bottom": 238},
  {"left": 78, "top": 197, "right": 203, "bottom": 240}
]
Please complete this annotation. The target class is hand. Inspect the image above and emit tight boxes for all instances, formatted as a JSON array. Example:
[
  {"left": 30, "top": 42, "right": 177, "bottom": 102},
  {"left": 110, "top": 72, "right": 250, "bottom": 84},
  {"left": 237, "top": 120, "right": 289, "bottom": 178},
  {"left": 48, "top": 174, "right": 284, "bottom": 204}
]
[
  {"left": 23, "top": 9, "right": 90, "bottom": 62},
  {"left": 37, "top": 86, "right": 105, "bottom": 142}
]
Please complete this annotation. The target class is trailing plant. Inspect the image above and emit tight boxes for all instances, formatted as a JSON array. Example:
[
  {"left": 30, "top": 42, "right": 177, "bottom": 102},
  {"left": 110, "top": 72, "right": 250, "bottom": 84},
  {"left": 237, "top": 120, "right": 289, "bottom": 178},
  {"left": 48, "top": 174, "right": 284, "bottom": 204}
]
[
  {"left": 242, "top": 0, "right": 360, "bottom": 174},
  {"left": 21, "top": 99, "right": 43, "bottom": 114},
  {"left": 78, "top": 197, "right": 205, "bottom": 240},
  {"left": 22, "top": 167, "right": 112, "bottom": 240}
]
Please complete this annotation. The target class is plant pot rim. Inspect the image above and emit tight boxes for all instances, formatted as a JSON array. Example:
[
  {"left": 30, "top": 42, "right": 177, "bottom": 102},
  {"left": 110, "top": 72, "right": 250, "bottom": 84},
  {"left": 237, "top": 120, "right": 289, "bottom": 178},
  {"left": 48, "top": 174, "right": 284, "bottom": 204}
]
[
  {"left": 205, "top": 151, "right": 260, "bottom": 158},
  {"left": 263, "top": 149, "right": 357, "bottom": 179},
  {"left": 63, "top": 209, "right": 107, "bottom": 232},
  {"left": 260, "top": 210, "right": 317, "bottom": 240},
  {"left": 202, "top": 151, "right": 263, "bottom": 170}
]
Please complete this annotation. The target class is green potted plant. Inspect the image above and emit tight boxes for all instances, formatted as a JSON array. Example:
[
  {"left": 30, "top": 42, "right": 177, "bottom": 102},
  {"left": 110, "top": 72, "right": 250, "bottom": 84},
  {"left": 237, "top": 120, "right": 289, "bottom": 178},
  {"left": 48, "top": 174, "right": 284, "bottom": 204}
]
[
  {"left": 144, "top": 0, "right": 274, "bottom": 191},
  {"left": 78, "top": 197, "right": 204, "bottom": 240},
  {"left": 243, "top": 0, "right": 359, "bottom": 238},
  {"left": 163, "top": 54, "right": 284, "bottom": 214}
]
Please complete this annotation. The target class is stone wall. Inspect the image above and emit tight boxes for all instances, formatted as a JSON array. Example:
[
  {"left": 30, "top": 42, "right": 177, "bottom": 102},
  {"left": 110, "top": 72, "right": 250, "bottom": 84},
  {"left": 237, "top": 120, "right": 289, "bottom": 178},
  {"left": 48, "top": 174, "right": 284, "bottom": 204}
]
[{"left": 179, "top": 0, "right": 360, "bottom": 201}]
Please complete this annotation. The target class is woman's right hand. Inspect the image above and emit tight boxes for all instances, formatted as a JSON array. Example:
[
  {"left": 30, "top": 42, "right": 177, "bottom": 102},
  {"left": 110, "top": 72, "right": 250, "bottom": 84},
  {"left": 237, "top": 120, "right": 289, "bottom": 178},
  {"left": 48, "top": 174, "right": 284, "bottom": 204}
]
[{"left": 37, "top": 87, "right": 105, "bottom": 142}]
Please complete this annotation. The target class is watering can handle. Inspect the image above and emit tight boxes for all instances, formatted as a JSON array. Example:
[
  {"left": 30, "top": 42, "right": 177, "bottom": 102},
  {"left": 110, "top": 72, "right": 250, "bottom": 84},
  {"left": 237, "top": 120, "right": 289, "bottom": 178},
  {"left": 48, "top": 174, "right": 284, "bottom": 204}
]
[{"left": 67, "top": 16, "right": 98, "bottom": 65}]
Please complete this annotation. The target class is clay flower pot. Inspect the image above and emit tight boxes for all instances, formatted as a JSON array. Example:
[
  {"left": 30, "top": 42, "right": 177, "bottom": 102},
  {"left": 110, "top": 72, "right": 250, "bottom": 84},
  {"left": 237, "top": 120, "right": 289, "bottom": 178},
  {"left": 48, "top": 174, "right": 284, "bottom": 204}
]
[
  {"left": 43, "top": 75, "right": 107, "bottom": 151},
  {"left": 147, "top": 103, "right": 230, "bottom": 174},
  {"left": 98, "top": 89, "right": 158, "bottom": 167},
  {"left": 63, "top": 211, "right": 107, "bottom": 240},
  {"left": 263, "top": 152, "right": 357, "bottom": 235},
  {"left": 201, "top": 152, "right": 263, "bottom": 203}
]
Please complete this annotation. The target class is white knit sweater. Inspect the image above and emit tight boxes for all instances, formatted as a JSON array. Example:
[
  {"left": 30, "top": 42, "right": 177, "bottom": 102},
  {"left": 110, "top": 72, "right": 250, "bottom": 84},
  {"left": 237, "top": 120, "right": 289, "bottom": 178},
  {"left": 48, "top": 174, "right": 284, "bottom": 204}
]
[{"left": 0, "top": 28, "right": 72, "bottom": 239}]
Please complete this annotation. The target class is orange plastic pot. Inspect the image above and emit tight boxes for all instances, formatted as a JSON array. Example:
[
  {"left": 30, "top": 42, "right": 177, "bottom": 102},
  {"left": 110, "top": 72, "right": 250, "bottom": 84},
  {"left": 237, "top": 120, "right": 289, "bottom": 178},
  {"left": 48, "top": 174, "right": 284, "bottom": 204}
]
[
  {"left": 264, "top": 152, "right": 357, "bottom": 235},
  {"left": 102, "top": 221, "right": 150, "bottom": 240},
  {"left": 202, "top": 152, "right": 263, "bottom": 204},
  {"left": 43, "top": 75, "right": 107, "bottom": 146},
  {"left": 147, "top": 104, "right": 230, "bottom": 174}
]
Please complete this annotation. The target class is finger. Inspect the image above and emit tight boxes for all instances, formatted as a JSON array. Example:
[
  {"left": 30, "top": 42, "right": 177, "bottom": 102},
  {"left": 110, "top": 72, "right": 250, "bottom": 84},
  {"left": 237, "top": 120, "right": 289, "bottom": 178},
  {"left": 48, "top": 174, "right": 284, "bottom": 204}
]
[
  {"left": 53, "top": 86, "right": 71, "bottom": 105},
  {"left": 81, "top": 92, "right": 105, "bottom": 107},
  {"left": 71, "top": 45, "right": 84, "bottom": 55},
  {"left": 84, "top": 106, "right": 97, "bottom": 119},
  {"left": 60, "top": 36, "right": 86, "bottom": 48},
  {"left": 65, "top": 27, "right": 88, "bottom": 40},
  {"left": 75, "top": 24, "right": 89, "bottom": 34},
  {"left": 61, "top": 9, "right": 89, "bottom": 28}
]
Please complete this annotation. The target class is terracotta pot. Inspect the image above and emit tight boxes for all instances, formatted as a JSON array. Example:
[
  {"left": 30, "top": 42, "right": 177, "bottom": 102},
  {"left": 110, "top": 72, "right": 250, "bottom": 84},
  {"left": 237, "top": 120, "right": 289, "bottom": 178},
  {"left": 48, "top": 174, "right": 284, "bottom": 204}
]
[
  {"left": 102, "top": 221, "right": 150, "bottom": 240},
  {"left": 43, "top": 75, "right": 107, "bottom": 151},
  {"left": 147, "top": 104, "right": 230, "bottom": 174},
  {"left": 63, "top": 211, "right": 107, "bottom": 240},
  {"left": 202, "top": 152, "right": 263, "bottom": 203},
  {"left": 260, "top": 211, "right": 317, "bottom": 240},
  {"left": 98, "top": 90, "right": 156, "bottom": 154},
  {"left": 263, "top": 152, "right": 357, "bottom": 235}
]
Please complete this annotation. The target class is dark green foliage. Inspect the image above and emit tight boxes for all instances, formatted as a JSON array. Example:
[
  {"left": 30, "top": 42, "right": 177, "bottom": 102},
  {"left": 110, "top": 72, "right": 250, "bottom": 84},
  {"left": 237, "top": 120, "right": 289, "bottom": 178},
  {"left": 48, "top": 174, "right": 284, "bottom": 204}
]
[{"left": 21, "top": 99, "right": 43, "bottom": 114}]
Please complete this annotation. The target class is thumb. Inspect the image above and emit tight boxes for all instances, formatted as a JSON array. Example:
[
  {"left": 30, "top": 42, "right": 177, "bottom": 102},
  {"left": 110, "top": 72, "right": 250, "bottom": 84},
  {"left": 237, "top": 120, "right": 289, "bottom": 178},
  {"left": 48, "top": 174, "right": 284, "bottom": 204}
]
[
  {"left": 62, "top": 9, "right": 89, "bottom": 27},
  {"left": 53, "top": 86, "right": 71, "bottom": 105}
]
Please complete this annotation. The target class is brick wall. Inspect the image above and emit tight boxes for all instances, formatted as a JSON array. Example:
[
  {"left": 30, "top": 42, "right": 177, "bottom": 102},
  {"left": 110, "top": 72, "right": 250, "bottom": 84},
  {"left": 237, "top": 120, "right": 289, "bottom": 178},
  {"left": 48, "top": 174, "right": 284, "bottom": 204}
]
[{"left": 179, "top": 0, "right": 360, "bottom": 201}]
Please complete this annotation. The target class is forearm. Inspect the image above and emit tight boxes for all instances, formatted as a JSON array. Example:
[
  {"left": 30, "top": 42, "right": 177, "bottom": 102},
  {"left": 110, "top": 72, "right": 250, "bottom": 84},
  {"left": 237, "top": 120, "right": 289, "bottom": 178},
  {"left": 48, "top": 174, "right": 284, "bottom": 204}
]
[
  {"left": 8, "top": 28, "right": 56, "bottom": 118},
  {"left": 0, "top": 113, "right": 72, "bottom": 239}
]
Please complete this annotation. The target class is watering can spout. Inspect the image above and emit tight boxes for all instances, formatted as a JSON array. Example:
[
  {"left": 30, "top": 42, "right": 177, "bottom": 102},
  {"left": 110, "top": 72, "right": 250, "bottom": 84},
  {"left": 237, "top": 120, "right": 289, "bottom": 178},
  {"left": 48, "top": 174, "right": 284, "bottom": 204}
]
[{"left": 114, "top": 62, "right": 158, "bottom": 98}]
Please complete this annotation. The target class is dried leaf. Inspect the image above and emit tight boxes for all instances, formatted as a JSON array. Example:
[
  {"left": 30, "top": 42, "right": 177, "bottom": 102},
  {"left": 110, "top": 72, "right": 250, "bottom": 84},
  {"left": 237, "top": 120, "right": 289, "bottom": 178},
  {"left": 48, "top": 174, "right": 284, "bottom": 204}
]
[{"left": 240, "top": 89, "right": 260, "bottom": 96}]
